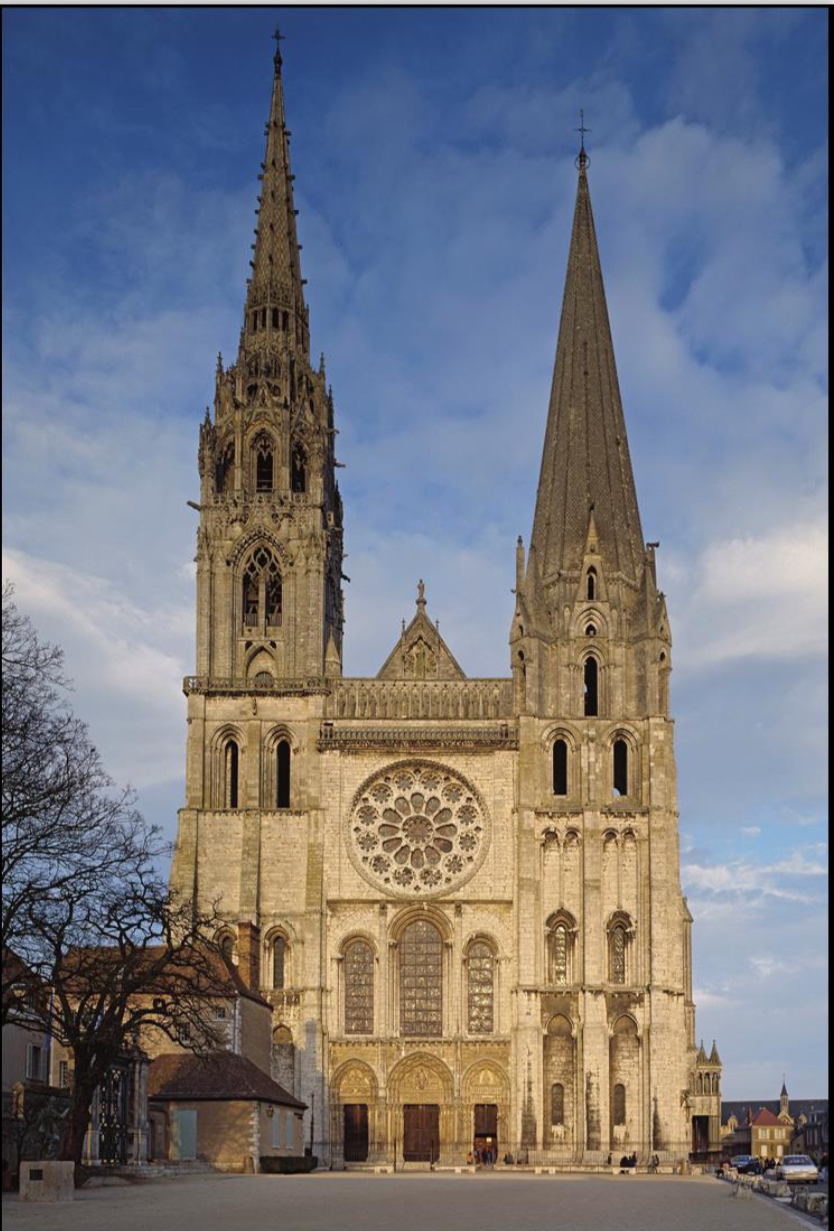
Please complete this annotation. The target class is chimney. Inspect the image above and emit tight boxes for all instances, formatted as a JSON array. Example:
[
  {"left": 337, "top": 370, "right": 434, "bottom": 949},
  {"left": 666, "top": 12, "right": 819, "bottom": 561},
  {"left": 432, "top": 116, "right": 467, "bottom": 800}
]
[{"left": 237, "top": 922, "right": 261, "bottom": 991}]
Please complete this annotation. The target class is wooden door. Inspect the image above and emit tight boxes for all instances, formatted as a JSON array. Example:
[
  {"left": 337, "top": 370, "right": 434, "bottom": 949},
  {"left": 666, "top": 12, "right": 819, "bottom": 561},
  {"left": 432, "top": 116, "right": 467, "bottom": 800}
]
[
  {"left": 403, "top": 1104, "right": 440, "bottom": 1162},
  {"left": 343, "top": 1104, "right": 369, "bottom": 1162}
]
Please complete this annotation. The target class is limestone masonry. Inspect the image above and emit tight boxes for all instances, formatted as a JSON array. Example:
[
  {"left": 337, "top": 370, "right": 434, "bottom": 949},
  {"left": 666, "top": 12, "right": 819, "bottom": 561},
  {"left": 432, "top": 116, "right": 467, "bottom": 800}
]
[{"left": 169, "top": 36, "right": 722, "bottom": 1166}]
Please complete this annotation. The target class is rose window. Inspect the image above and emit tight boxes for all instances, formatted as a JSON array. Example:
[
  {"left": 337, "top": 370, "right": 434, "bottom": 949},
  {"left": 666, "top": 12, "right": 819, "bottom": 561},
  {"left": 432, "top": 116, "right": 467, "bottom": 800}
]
[{"left": 347, "top": 762, "right": 489, "bottom": 897}]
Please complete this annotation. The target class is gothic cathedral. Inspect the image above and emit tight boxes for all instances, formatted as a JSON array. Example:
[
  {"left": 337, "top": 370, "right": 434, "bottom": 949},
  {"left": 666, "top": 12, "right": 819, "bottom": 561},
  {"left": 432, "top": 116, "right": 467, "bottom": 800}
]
[{"left": 170, "top": 38, "right": 722, "bottom": 1166}]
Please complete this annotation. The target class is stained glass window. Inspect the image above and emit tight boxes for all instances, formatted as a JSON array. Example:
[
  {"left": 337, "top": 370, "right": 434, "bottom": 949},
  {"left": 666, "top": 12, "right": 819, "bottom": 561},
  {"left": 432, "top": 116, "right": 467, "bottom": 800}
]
[
  {"left": 344, "top": 941, "right": 374, "bottom": 1035},
  {"left": 551, "top": 1082, "right": 565, "bottom": 1126},
  {"left": 550, "top": 925, "right": 568, "bottom": 985},
  {"left": 272, "top": 936, "right": 286, "bottom": 989},
  {"left": 467, "top": 942, "right": 494, "bottom": 1034},
  {"left": 613, "top": 1082, "right": 626, "bottom": 1125},
  {"left": 611, "top": 926, "right": 626, "bottom": 984},
  {"left": 400, "top": 920, "right": 442, "bottom": 1036}
]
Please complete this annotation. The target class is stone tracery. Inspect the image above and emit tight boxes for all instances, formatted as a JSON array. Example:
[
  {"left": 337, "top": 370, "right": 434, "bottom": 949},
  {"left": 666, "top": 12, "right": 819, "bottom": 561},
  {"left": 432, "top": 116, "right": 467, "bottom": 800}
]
[{"left": 347, "top": 762, "right": 490, "bottom": 897}]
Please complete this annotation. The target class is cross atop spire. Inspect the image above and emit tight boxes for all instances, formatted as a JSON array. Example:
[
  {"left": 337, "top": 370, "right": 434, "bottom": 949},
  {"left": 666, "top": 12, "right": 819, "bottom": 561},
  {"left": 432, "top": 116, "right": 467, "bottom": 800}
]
[{"left": 575, "top": 109, "right": 591, "bottom": 170}]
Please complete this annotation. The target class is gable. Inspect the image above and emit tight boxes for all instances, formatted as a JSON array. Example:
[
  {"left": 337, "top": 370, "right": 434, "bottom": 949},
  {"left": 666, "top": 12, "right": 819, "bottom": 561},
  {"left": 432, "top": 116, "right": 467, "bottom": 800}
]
[{"left": 376, "top": 584, "right": 465, "bottom": 680}]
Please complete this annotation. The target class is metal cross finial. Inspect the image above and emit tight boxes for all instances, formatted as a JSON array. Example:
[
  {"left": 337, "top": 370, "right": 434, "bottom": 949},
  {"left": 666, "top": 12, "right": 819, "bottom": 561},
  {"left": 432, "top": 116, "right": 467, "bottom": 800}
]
[
  {"left": 575, "top": 109, "right": 591, "bottom": 170},
  {"left": 273, "top": 26, "right": 285, "bottom": 44}
]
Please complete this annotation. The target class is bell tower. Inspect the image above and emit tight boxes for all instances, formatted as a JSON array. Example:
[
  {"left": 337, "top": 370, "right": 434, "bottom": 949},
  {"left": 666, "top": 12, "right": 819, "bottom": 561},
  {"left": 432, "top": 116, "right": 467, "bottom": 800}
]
[{"left": 194, "top": 30, "right": 343, "bottom": 686}]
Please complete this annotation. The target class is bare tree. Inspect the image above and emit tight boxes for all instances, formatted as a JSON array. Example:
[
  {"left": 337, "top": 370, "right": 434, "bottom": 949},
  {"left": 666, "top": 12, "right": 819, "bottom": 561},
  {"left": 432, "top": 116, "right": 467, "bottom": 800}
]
[
  {"left": 27, "top": 881, "right": 229, "bottom": 1181},
  {"left": 2, "top": 586, "right": 231, "bottom": 1182},
  {"left": 2, "top": 584, "right": 154, "bottom": 1017}
]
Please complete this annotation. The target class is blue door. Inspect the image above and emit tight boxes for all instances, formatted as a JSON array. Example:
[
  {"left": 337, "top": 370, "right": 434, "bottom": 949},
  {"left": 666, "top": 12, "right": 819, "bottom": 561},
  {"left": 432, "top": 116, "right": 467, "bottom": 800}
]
[{"left": 171, "top": 1109, "right": 197, "bottom": 1160}]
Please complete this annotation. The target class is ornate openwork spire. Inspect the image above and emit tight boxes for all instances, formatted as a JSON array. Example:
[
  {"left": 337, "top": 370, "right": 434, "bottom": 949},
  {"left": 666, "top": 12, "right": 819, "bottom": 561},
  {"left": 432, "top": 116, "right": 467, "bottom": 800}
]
[
  {"left": 529, "top": 151, "right": 644, "bottom": 589},
  {"left": 241, "top": 29, "right": 308, "bottom": 359}
]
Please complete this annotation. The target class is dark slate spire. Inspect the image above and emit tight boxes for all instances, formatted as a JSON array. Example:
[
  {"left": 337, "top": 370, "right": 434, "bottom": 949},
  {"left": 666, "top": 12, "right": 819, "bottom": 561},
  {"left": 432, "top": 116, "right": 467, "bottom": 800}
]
[
  {"left": 529, "top": 153, "right": 644, "bottom": 588},
  {"left": 241, "top": 29, "right": 309, "bottom": 359}
]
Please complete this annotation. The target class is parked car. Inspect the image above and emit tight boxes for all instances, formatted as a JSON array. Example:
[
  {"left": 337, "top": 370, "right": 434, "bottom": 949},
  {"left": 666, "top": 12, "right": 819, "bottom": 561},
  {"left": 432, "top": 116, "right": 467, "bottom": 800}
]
[
  {"left": 776, "top": 1155, "right": 820, "bottom": 1185},
  {"left": 731, "top": 1155, "right": 762, "bottom": 1174}
]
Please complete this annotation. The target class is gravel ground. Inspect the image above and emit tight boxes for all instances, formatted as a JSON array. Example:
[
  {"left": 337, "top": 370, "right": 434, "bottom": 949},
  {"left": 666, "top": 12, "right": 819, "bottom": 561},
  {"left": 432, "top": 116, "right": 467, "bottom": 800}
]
[{"left": 2, "top": 1171, "right": 813, "bottom": 1231}]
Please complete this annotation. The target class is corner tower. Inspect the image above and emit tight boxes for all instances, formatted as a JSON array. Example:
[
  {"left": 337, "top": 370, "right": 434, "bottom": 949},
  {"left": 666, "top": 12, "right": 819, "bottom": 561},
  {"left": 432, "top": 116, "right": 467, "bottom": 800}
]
[{"left": 195, "top": 32, "right": 343, "bottom": 685}]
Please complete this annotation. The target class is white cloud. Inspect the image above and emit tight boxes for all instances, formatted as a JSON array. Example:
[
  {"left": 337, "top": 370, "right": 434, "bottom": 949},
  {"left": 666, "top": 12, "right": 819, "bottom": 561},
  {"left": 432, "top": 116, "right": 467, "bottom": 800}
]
[
  {"left": 683, "top": 847, "right": 828, "bottom": 906},
  {"left": 669, "top": 515, "right": 828, "bottom": 668},
  {"left": 2, "top": 548, "right": 188, "bottom": 790},
  {"left": 741, "top": 826, "right": 761, "bottom": 837}
]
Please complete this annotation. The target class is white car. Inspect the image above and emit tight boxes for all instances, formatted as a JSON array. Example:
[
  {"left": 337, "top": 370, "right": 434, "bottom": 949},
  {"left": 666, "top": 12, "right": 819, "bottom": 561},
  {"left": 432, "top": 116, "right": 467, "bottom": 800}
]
[{"left": 776, "top": 1155, "right": 820, "bottom": 1184}]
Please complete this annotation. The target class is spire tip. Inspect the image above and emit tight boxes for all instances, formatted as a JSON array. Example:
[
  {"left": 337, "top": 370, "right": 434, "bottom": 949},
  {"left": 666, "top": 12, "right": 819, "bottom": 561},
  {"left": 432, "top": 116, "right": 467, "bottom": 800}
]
[{"left": 575, "top": 109, "right": 591, "bottom": 171}]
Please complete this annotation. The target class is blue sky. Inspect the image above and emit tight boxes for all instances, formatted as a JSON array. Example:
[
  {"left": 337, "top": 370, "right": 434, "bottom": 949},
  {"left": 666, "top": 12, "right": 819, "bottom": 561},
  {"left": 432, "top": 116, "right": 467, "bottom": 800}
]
[{"left": 2, "top": 8, "right": 827, "bottom": 1100}]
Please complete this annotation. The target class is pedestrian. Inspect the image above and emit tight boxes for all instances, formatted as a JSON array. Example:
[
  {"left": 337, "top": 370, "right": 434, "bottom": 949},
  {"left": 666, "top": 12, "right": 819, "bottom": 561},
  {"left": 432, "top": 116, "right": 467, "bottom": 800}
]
[{"left": 466, "top": 1150, "right": 473, "bottom": 1166}]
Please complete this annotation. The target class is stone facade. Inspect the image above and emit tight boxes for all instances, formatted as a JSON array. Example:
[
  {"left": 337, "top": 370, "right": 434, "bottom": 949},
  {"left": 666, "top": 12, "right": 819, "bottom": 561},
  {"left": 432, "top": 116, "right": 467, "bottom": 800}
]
[{"left": 169, "top": 38, "right": 721, "bottom": 1166}]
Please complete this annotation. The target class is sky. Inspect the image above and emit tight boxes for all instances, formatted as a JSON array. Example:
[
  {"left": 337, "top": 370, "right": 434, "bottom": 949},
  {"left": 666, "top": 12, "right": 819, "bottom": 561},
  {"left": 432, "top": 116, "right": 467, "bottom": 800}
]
[{"left": 2, "top": 7, "right": 828, "bottom": 1102}]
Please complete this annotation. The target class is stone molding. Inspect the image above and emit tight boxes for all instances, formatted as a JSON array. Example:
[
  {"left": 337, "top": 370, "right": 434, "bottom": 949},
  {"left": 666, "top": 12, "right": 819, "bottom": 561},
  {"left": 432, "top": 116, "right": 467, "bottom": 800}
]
[{"left": 318, "top": 724, "right": 518, "bottom": 751}]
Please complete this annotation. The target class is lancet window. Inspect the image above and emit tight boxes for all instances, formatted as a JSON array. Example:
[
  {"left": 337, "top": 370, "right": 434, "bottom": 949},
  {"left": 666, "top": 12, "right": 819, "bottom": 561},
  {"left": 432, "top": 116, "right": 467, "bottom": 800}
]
[
  {"left": 253, "top": 434, "right": 274, "bottom": 492},
  {"left": 609, "top": 924, "right": 628, "bottom": 984},
  {"left": 612, "top": 1083, "right": 626, "bottom": 1126},
  {"left": 552, "top": 739, "right": 568, "bottom": 796},
  {"left": 215, "top": 445, "right": 233, "bottom": 494},
  {"left": 467, "top": 942, "right": 495, "bottom": 1034},
  {"left": 583, "top": 657, "right": 599, "bottom": 717},
  {"left": 587, "top": 568, "right": 597, "bottom": 600},
  {"left": 613, "top": 739, "right": 629, "bottom": 796},
  {"left": 291, "top": 442, "right": 307, "bottom": 493},
  {"left": 546, "top": 915, "right": 575, "bottom": 986},
  {"left": 224, "top": 740, "right": 239, "bottom": 809},
  {"left": 271, "top": 936, "right": 286, "bottom": 990},
  {"left": 344, "top": 941, "right": 374, "bottom": 1035},
  {"left": 551, "top": 1083, "right": 565, "bottom": 1126},
  {"left": 400, "top": 920, "right": 442, "bottom": 1037},
  {"left": 241, "top": 546, "right": 282, "bottom": 631},
  {"left": 276, "top": 739, "right": 291, "bottom": 809}
]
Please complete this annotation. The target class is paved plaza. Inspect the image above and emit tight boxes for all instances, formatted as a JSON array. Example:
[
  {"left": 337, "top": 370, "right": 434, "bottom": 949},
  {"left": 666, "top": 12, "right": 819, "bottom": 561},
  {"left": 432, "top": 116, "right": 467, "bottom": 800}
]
[{"left": 2, "top": 1172, "right": 815, "bottom": 1231}]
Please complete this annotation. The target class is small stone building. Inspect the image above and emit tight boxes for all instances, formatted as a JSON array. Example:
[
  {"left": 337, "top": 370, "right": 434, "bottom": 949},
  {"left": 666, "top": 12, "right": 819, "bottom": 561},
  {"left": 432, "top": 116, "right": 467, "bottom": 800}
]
[{"left": 148, "top": 1052, "right": 306, "bottom": 1172}]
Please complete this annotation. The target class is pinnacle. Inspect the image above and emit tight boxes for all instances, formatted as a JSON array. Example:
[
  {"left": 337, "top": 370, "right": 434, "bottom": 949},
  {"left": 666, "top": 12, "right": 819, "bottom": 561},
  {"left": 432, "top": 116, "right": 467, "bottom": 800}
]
[{"left": 529, "top": 159, "right": 644, "bottom": 590}]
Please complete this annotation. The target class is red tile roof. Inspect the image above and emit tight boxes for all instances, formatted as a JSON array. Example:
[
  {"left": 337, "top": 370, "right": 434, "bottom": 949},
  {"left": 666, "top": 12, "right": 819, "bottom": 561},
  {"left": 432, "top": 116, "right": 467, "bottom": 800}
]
[
  {"left": 752, "top": 1107, "right": 784, "bottom": 1126},
  {"left": 148, "top": 1051, "right": 306, "bottom": 1109}
]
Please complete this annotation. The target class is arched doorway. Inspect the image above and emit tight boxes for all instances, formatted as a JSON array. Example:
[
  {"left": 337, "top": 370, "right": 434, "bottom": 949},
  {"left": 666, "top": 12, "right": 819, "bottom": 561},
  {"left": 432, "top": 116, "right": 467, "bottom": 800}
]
[
  {"left": 330, "top": 1061, "right": 380, "bottom": 1166},
  {"left": 463, "top": 1062, "right": 510, "bottom": 1160},
  {"left": 388, "top": 1053, "right": 454, "bottom": 1165}
]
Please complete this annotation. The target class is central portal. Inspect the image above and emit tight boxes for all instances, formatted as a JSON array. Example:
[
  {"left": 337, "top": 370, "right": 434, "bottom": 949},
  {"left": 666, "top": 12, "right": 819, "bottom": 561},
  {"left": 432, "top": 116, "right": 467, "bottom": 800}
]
[{"left": 403, "top": 1104, "right": 440, "bottom": 1162}]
